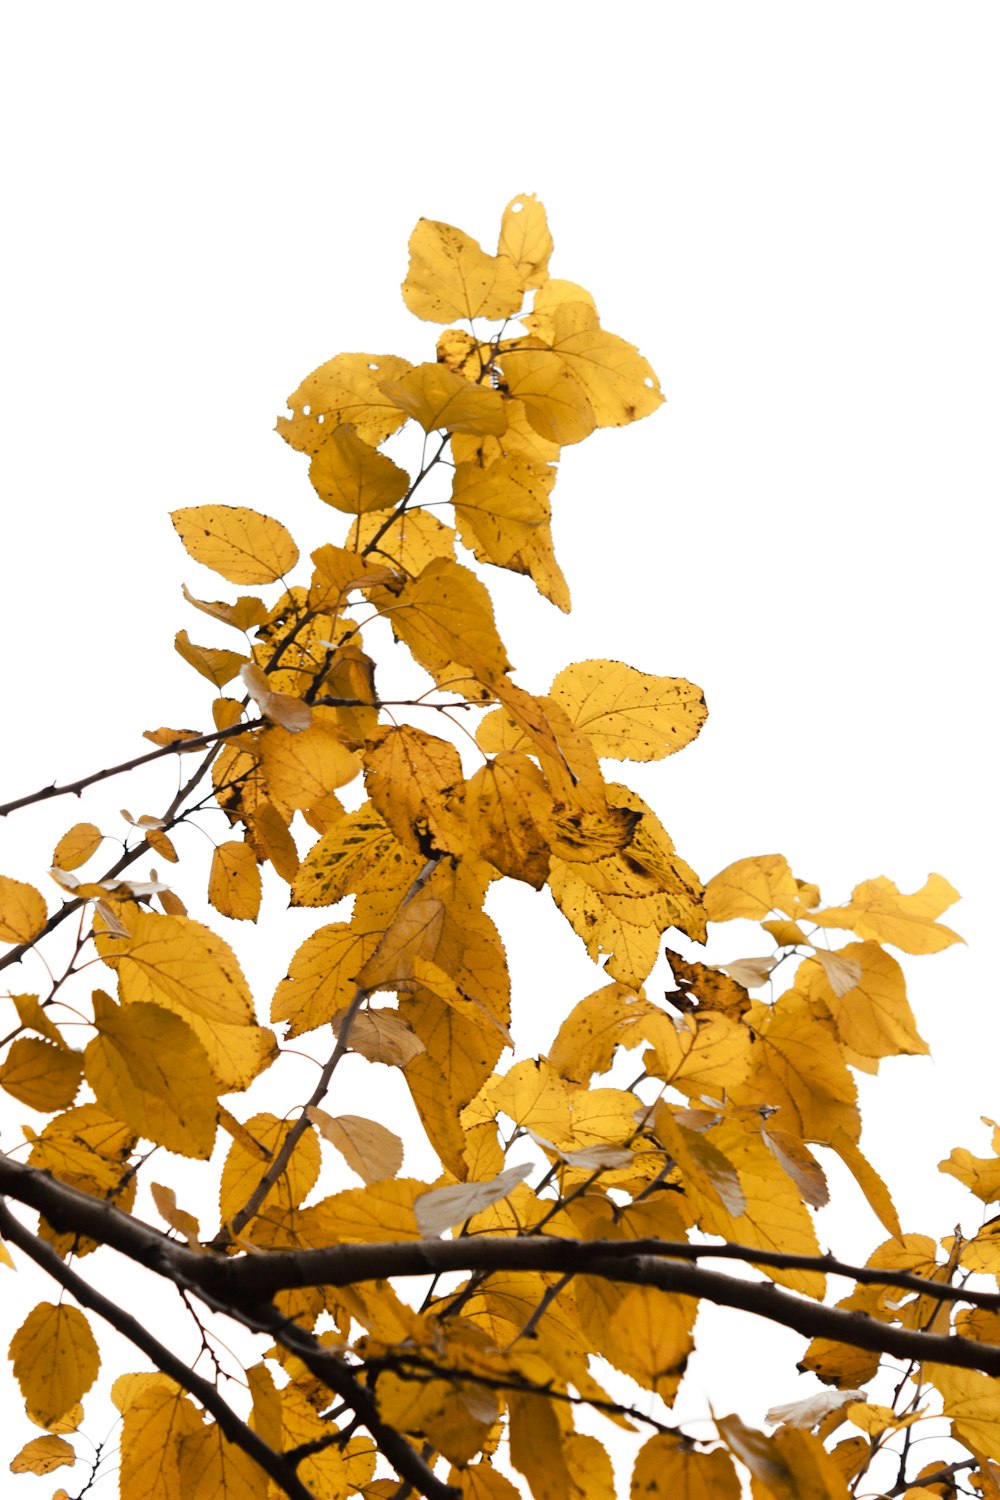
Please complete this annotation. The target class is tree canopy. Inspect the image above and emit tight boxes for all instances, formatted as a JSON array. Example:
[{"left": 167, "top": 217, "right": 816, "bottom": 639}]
[{"left": 1, "top": 196, "right": 995, "bottom": 1500}]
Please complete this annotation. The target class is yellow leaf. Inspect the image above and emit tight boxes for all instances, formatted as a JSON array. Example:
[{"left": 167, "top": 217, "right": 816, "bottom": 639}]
[
  {"left": 638, "top": 1010, "right": 752, "bottom": 1097},
  {"left": 940, "top": 1120, "right": 1000, "bottom": 1203},
  {"left": 549, "top": 658, "right": 707, "bottom": 761},
  {"left": 117, "top": 1374, "right": 203, "bottom": 1500},
  {"left": 309, "top": 540, "right": 398, "bottom": 603},
  {"left": 150, "top": 1183, "right": 201, "bottom": 1247},
  {"left": 924, "top": 1365, "right": 1000, "bottom": 1462},
  {"left": 717, "top": 1414, "right": 851, "bottom": 1500},
  {"left": 381, "top": 557, "right": 511, "bottom": 686},
  {"left": 12, "top": 993, "right": 65, "bottom": 1047},
  {"left": 729, "top": 991, "right": 859, "bottom": 1144},
  {"left": 239, "top": 662, "right": 312, "bottom": 733},
  {"left": 600, "top": 1284, "right": 696, "bottom": 1400},
  {"left": 173, "top": 630, "right": 248, "bottom": 687},
  {"left": 455, "top": 1462, "right": 523, "bottom": 1499},
  {"left": 375, "top": 1369, "right": 498, "bottom": 1467},
  {"left": 704, "top": 854, "right": 805, "bottom": 922},
  {"left": 292, "top": 802, "right": 423, "bottom": 908},
  {"left": 363, "top": 724, "right": 464, "bottom": 857},
  {"left": 507, "top": 515, "right": 571, "bottom": 612},
  {"left": 466, "top": 752, "right": 554, "bottom": 889},
  {"left": 103, "top": 909, "right": 254, "bottom": 1027},
  {"left": 810, "top": 873, "right": 962, "bottom": 954},
  {"left": 180, "top": 584, "right": 266, "bottom": 631},
  {"left": 523, "top": 297, "right": 664, "bottom": 427},
  {"left": 798, "top": 941, "right": 927, "bottom": 1063},
  {"left": 306, "top": 1107, "right": 403, "bottom": 1184},
  {"left": 763, "top": 918, "right": 810, "bottom": 947},
  {"left": 762, "top": 1128, "right": 830, "bottom": 1208},
  {"left": 298, "top": 1179, "right": 425, "bottom": 1245},
  {"left": 248, "top": 800, "right": 300, "bottom": 883},
  {"left": 499, "top": 345, "right": 596, "bottom": 446},
  {"left": 380, "top": 361, "right": 508, "bottom": 435},
  {"left": 27, "top": 1104, "right": 137, "bottom": 1255},
  {"left": 829, "top": 1126, "right": 902, "bottom": 1240},
  {"left": 497, "top": 193, "right": 553, "bottom": 289},
  {"left": 548, "top": 982, "right": 655, "bottom": 1085},
  {"left": 488, "top": 1058, "right": 572, "bottom": 1142},
  {"left": 85, "top": 994, "right": 218, "bottom": 1158},
  {"left": 0, "top": 1038, "right": 82, "bottom": 1111},
  {"left": 481, "top": 684, "right": 606, "bottom": 810},
  {"left": 9, "top": 1302, "right": 100, "bottom": 1427},
  {"left": 279, "top": 351, "right": 413, "bottom": 453},
  {"left": 403, "top": 217, "right": 525, "bottom": 323},
  {"left": 652, "top": 1103, "right": 746, "bottom": 1217},
  {"left": 354, "top": 506, "right": 457, "bottom": 578},
  {"left": 144, "top": 826, "right": 179, "bottom": 863},
  {"left": 178, "top": 1422, "right": 267, "bottom": 1499},
  {"left": 308, "top": 421, "right": 410, "bottom": 513},
  {"left": 632, "top": 1433, "right": 742, "bottom": 1500},
  {"left": 699, "top": 1120, "right": 827, "bottom": 1297},
  {"left": 8, "top": 1434, "right": 75, "bottom": 1475},
  {"left": 452, "top": 454, "right": 553, "bottom": 567},
  {"left": 171, "top": 504, "right": 298, "bottom": 584},
  {"left": 219, "top": 1112, "right": 321, "bottom": 1226},
  {"left": 51, "top": 823, "right": 102, "bottom": 872},
  {"left": 508, "top": 1390, "right": 584, "bottom": 1500},
  {"left": 272, "top": 921, "right": 381, "bottom": 1037},
  {"left": 0, "top": 873, "right": 47, "bottom": 944},
  {"left": 260, "top": 710, "right": 359, "bottom": 816},
  {"left": 208, "top": 841, "right": 262, "bottom": 922}
]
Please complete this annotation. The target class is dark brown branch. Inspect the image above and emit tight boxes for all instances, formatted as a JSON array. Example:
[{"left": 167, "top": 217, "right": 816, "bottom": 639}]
[
  {"left": 5, "top": 1156, "right": 1000, "bottom": 1381},
  {"left": 244, "top": 1299, "right": 459, "bottom": 1500},
  {"left": 0, "top": 719, "right": 266, "bottom": 820},
  {"left": 0, "top": 1200, "right": 316, "bottom": 1500},
  {"left": 884, "top": 1458, "right": 975, "bottom": 1496}
]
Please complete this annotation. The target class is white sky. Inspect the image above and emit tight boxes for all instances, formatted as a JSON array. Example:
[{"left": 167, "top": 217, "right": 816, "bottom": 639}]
[{"left": 1, "top": 3, "right": 998, "bottom": 1493}]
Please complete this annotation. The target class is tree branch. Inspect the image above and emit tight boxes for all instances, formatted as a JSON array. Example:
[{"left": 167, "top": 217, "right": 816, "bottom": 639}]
[
  {"left": 0, "top": 719, "right": 265, "bottom": 819},
  {"left": 0, "top": 1200, "right": 316, "bottom": 1500},
  {"left": 244, "top": 1298, "right": 459, "bottom": 1500}
]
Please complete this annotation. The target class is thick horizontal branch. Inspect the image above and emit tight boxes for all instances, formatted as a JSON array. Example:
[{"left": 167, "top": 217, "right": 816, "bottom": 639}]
[
  {"left": 0, "top": 1201, "right": 316, "bottom": 1500},
  {"left": 4, "top": 1156, "right": 999, "bottom": 1381}
]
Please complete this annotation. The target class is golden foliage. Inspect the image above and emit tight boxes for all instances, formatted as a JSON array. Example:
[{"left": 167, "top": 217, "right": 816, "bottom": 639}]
[{"left": 0, "top": 195, "right": 980, "bottom": 1500}]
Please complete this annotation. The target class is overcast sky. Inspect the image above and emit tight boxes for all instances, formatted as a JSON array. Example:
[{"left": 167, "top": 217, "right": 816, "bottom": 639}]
[{"left": 1, "top": 3, "right": 998, "bottom": 1491}]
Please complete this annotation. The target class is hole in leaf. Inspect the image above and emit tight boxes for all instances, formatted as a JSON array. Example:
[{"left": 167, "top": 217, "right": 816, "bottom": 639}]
[
  {"left": 511, "top": 201, "right": 523, "bottom": 213},
  {"left": 369, "top": 361, "right": 379, "bottom": 370},
  {"left": 644, "top": 378, "right": 654, "bottom": 388},
  {"left": 302, "top": 404, "right": 311, "bottom": 416}
]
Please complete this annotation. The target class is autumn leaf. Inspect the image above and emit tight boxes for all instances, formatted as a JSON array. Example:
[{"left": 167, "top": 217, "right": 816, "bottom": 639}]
[
  {"left": 173, "top": 630, "right": 248, "bottom": 687},
  {"left": 0, "top": 1037, "right": 82, "bottom": 1112},
  {"left": 208, "top": 840, "right": 262, "bottom": 921},
  {"left": 549, "top": 659, "right": 707, "bottom": 761},
  {"left": 309, "top": 421, "right": 410, "bottom": 513},
  {"left": 704, "top": 853, "right": 806, "bottom": 922},
  {"left": 403, "top": 217, "right": 525, "bottom": 323},
  {"left": 0, "top": 873, "right": 47, "bottom": 944},
  {"left": 452, "top": 454, "right": 553, "bottom": 567},
  {"left": 497, "top": 194, "right": 553, "bottom": 289},
  {"left": 810, "top": 873, "right": 962, "bottom": 953},
  {"left": 51, "top": 822, "right": 102, "bottom": 872},
  {"left": 9, "top": 1303, "right": 100, "bottom": 1427},
  {"left": 523, "top": 295, "right": 665, "bottom": 427},
  {"left": 499, "top": 345, "right": 596, "bottom": 446},
  {"left": 84, "top": 992, "right": 219, "bottom": 1158},
  {"left": 380, "top": 362, "right": 508, "bottom": 435},
  {"left": 171, "top": 504, "right": 298, "bottom": 584},
  {"left": 632, "top": 1433, "right": 741, "bottom": 1500},
  {"left": 279, "top": 351, "right": 414, "bottom": 452},
  {"left": 9, "top": 1434, "right": 76, "bottom": 1475},
  {"left": 415, "top": 1164, "right": 532, "bottom": 1237}
]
